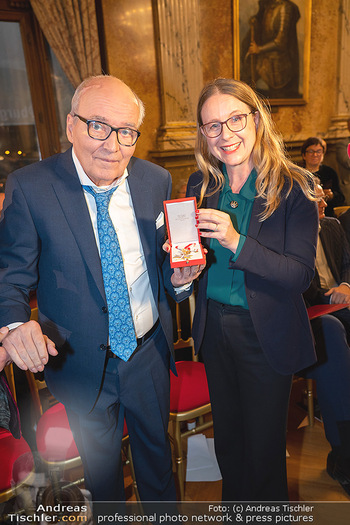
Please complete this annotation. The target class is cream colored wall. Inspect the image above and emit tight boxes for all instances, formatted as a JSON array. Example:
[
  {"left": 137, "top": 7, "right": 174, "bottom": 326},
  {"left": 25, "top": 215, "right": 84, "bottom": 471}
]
[{"left": 102, "top": 0, "right": 342, "bottom": 163}]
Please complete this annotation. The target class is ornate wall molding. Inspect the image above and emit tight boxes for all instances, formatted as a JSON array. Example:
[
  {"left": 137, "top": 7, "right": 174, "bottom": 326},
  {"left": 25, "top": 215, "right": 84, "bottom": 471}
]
[
  {"left": 326, "top": 0, "right": 350, "bottom": 138},
  {"left": 153, "top": 0, "right": 202, "bottom": 150}
]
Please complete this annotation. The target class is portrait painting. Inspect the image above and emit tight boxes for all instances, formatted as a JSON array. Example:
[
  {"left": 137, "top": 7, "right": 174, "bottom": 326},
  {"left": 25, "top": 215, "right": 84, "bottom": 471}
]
[{"left": 233, "top": 0, "right": 312, "bottom": 105}]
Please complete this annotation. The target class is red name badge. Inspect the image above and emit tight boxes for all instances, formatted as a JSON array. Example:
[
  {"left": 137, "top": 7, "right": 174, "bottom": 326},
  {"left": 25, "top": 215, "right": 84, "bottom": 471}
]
[{"left": 163, "top": 197, "right": 205, "bottom": 268}]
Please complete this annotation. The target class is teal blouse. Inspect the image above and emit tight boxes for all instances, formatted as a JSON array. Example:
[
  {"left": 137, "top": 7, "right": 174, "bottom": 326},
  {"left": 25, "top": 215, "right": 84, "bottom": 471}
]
[{"left": 207, "top": 165, "right": 257, "bottom": 309}]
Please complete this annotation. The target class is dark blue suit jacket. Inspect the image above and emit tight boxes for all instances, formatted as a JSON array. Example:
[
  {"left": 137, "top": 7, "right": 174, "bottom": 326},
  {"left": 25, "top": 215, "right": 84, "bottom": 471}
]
[
  {"left": 187, "top": 170, "right": 318, "bottom": 375},
  {"left": 304, "top": 216, "right": 350, "bottom": 306},
  {"left": 0, "top": 148, "right": 184, "bottom": 413}
]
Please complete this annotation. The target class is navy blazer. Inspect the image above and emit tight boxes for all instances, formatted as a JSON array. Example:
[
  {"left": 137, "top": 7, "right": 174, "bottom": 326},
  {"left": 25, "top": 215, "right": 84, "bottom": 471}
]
[
  {"left": 187, "top": 170, "right": 318, "bottom": 375},
  {"left": 0, "top": 148, "right": 184, "bottom": 413},
  {"left": 304, "top": 216, "right": 350, "bottom": 306}
]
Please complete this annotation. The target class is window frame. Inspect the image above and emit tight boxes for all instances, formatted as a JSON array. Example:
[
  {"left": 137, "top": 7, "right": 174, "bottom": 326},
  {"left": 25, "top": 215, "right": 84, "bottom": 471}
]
[{"left": 0, "top": 1, "right": 61, "bottom": 159}]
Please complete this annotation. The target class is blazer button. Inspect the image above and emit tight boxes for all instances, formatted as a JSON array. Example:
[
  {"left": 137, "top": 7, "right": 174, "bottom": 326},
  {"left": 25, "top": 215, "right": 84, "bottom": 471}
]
[
  {"left": 250, "top": 292, "right": 256, "bottom": 298},
  {"left": 100, "top": 344, "right": 106, "bottom": 351},
  {"left": 102, "top": 306, "right": 108, "bottom": 313}
]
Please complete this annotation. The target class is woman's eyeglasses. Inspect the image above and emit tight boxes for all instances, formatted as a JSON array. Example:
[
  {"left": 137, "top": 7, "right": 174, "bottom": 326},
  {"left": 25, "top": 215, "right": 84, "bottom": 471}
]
[{"left": 200, "top": 111, "right": 256, "bottom": 138}]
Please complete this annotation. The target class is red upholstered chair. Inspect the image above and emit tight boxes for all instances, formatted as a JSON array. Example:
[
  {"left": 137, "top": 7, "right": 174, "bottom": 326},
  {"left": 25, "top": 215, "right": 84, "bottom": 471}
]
[
  {"left": 26, "top": 372, "right": 139, "bottom": 492},
  {"left": 34, "top": 399, "right": 138, "bottom": 484},
  {"left": 1, "top": 367, "right": 35, "bottom": 504},
  {"left": 0, "top": 428, "right": 35, "bottom": 503},
  {"left": 35, "top": 401, "right": 83, "bottom": 471},
  {"left": 24, "top": 371, "right": 84, "bottom": 487},
  {"left": 27, "top": 309, "right": 139, "bottom": 497},
  {"left": 27, "top": 372, "right": 139, "bottom": 498},
  {"left": 23, "top": 307, "right": 82, "bottom": 483},
  {"left": 169, "top": 294, "right": 213, "bottom": 501}
]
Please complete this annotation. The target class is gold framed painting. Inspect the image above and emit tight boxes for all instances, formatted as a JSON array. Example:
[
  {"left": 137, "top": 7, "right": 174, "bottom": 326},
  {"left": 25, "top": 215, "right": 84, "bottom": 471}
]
[{"left": 233, "top": 0, "right": 312, "bottom": 106}]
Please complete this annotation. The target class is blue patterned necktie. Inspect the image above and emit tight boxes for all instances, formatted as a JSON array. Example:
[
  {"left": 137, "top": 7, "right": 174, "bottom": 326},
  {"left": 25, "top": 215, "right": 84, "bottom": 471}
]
[{"left": 83, "top": 185, "right": 137, "bottom": 361}]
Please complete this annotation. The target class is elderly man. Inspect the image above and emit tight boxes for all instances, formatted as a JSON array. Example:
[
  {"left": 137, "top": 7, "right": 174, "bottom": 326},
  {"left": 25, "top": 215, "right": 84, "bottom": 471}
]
[
  {"left": 303, "top": 183, "right": 350, "bottom": 496},
  {"left": 0, "top": 75, "right": 203, "bottom": 502}
]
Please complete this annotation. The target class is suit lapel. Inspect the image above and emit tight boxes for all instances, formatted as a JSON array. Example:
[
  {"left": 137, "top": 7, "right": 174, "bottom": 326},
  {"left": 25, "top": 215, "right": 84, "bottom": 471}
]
[
  {"left": 126, "top": 158, "right": 162, "bottom": 302},
  {"left": 319, "top": 223, "right": 340, "bottom": 283},
  {"left": 52, "top": 150, "right": 105, "bottom": 300},
  {"left": 127, "top": 158, "right": 156, "bottom": 262},
  {"left": 51, "top": 153, "right": 163, "bottom": 302}
]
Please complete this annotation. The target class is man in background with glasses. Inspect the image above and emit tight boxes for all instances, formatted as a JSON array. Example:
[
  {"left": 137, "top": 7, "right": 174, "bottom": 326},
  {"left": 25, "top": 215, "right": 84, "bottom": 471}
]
[
  {"left": 303, "top": 183, "right": 350, "bottom": 496},
  {"left": 301, "top": 136, "right": 345, "bottom": 217},
  {"left": 0, "top": 75, "right": 204, "bottom": 502}
]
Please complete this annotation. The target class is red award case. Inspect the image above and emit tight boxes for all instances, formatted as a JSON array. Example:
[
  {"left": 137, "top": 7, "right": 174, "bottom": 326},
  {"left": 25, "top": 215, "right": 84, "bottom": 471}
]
[{"left": 163, "top": 197, "right": 205, "bottom": 268}]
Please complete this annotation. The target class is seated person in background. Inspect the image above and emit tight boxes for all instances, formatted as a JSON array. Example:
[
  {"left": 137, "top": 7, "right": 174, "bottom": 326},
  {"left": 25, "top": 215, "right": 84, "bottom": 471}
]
[
  {"left": 338, "top": 207, "right": 350, "bottom": 246},
  {"left": 302, "top": 314, "right": 350, "bottom": 497},
  {"left": 302, "top": 183, "right": 350, "bottom": 495},
  {"left": 301, "top": 137, "right": 345, "bottom": 216},
  {"left": 335, "top": 118, "right": 350, "bottom": 204},
  {"left": 303, "top": 182, "right": 350, "bottom": 340}
]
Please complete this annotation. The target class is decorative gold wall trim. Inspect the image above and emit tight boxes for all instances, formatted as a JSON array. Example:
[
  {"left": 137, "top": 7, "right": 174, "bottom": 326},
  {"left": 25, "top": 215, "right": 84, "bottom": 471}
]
[
  {"left": 326, "top": 0, "right": 350, "bottom": 139},
  {"left": 153, "top": 0, "right": 202, "bottom": 150}
]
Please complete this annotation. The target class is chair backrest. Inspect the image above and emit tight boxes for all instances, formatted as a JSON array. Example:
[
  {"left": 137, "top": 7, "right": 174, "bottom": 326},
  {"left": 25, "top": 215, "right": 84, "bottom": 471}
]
[
  {"left": 3, "top": 306, "right": 39, "bottom": 403},
  {"left": 30, "top": 307, "right": 38, "bottom": 321},
  {"left": 3, "top": 308, "right": 53, "bottom": 420},
  {"left": 334, "top": 205, "right": 350, "bottom": 217},
  {"left": 173, "top": 291, "right": 197, "bottom": 361},
  {"left": 4, "top": 364, "right": 16, "bottom": 403},
  {"left": 26, "top": 306, "right": 58, "bottom": 420},
  {"left": 25, "top": 371, "right": 48, "bottom": 419}
]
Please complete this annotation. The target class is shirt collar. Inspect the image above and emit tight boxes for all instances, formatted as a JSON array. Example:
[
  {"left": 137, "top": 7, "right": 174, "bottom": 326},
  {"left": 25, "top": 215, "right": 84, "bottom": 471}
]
[
  {"left": 72, "top": 148, "right": 129, "bottom": 191},
  {"left": 222, "top": 164, "right": 257, "bottom": 201}
]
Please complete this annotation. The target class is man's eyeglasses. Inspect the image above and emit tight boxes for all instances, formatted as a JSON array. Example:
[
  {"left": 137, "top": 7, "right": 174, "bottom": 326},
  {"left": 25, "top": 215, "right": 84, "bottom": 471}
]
[
  {"left": 74, "top": 114, "right": 141, "bottom": 147},
  {"left": 305, "top": 149, "right": 324, "bottom": 156},
  {"left": 200, "top": 111, "right": 256, "bottom": 138}
]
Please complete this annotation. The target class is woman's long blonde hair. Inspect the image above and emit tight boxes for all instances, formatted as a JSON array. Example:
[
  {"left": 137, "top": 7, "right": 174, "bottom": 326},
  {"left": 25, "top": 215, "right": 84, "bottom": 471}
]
[{"left": 195, "top": 78, "right": 316, "bottom": 220}]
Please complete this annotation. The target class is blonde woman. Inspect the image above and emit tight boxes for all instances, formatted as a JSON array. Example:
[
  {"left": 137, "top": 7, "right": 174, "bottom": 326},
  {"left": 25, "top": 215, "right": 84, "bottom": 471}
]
[{"left": 187, "top": 78, "right": 318, "bottom": 501}]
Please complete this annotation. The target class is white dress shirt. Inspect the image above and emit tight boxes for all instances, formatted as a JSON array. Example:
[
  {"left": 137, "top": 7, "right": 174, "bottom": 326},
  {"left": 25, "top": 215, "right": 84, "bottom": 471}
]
[
  {"left": 8, "top": 152, "right": 184, "bottom": 334},
  {"left": 316, "top": 230, "right": 350, "bottom": 302},
  {"left": 72, "top": 150, "right": 158, "bottom": 338},
  {"left": 316, "top": 234, "right": 337, "bottom": 290}
]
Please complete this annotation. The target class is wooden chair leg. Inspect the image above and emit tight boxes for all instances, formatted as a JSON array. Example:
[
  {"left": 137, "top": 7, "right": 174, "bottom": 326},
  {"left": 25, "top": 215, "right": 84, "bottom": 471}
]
[
  {"left": 126, "top": 444, "right": 140, "bottom": 501},
  {"left": 306, "top": 378, "right": 314, "bottom": 426},
  {"left": 173, "top": 420, "right": 185, "bottom": 501}
]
